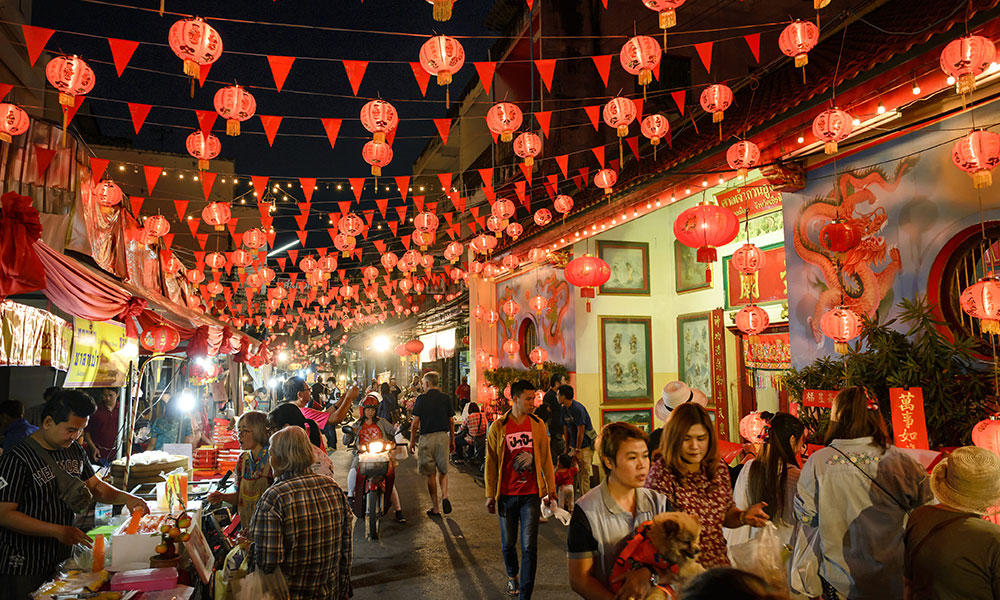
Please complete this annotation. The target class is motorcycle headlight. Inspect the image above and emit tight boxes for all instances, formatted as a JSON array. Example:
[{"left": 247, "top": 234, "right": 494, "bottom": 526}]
[
  {"left": 360, "top": 443, "right": 368, "bottom": 453},
  {"left": 369, "top": 441, "right": 384, "bottom": 453}
]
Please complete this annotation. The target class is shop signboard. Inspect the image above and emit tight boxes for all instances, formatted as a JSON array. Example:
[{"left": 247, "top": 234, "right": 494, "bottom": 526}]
[
  {"left": 64, "top": 317, "right": 132, "bottom": 388},
  {"left": 714, "top": 179, "right": 783, "bottom": 220},
  {"left": 722, "top": 243, "right": 787, "bottom": 309}
]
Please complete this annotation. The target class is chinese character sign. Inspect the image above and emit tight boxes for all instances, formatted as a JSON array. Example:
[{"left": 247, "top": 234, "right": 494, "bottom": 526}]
[
  {"left": 889, "top": 387, "right": 929, "bottom": 449},
  {"left": 801, "top": 389, "right": 838, "bottom": 408}
]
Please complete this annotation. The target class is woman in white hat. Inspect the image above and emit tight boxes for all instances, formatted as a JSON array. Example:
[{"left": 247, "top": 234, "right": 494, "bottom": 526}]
[
  {"left": 653, "top": 381, "right": 709, "bottom": 422},
  {"left": 903, "top": 446, "right": 1000, "bottom": 600}
]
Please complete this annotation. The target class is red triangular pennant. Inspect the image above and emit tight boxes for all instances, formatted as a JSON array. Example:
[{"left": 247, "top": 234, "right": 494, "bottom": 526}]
[
  {"left": 387, "top": 221, "right": 398, "bottom": 236},
  {"left": 437, "top": 172, "right": 453, "bottom": 193},
  {"left": 63, "top": 96, "right": 85, "bottom": 127},
  {"left": 473, "top": 61, "right": 496, "bottom": 95},
  {"left": 173, "top": 199, "right": 189, "bottom": 221},
  {"left": 584, "top": 105, "right": 600, "bottom": 131},
  {"left": 514, "top": 181, "right": 527, "bottom": 207},
  {"left": 433, "top": 118, "right": 451, "bottom": 145},
  {"left": 694, "top": 42, "right": 713, "bottom": 74},
  {"left": 744, "top": 33, "right": 761, "bottom": 63},
  {"left": 299, "top": 177, "right": 316, "bottom": 202},
  {"left": 626, "top": 136, "right": 640, "bottom": 160},
  {"left": 342, "top": 60, "right": 368, "bottom": 96},
  {"left": 555, "top": 154, "right": 569, "bottom": 179},
  {"left": 320, "top": 118, "right": 342, "bottom": 150},
  {"left": 294, "top": 213, "right": 308, "bottom": 230},
  {"left": 535, "top": 111, "right": 552, "bottom": 139},
  {"left": 671, "top": 90, "right": 686, "bottom": 116},
  {"left": 143, "top": 165, "right": 162, "bottom": 195},
  {"left": 591, "top": 55, "right": 612, "bottom": 87},
  {"left": 198, "top": 62, "right": 212, "bottom": 88},
  {"left": 259, "top": 115, "right": 282, "bottom": 147},
  {"left": 127, "top": 102, "right": 151, "bottom": 134},
  {"left": 251, "top": 176, "right": 269, "bottom": 199},
  {"left": 130, "top": 196, "right": 144, "bottom": 216},
  {"left": 21, "top": 25, "right": 54, "bottom": 67},
  {"left": 395, "top": 205, "right": 407, "bottom": 223},
  {"left": 592, "top": 146, "right": 606, "bottom": 168},
  {"left": 185, "top": 217, "right": 199, "bottom": 236},
  {"left": 413, "top": 196, "right": 425, "bottom": 212},
  {"left": 518, "top": 163, "right": 533, "bottom": 183},
  {"left": 0, "top": 84, "right": 11, "bottom": 102},
  {"left": 478, "top": 168, "right": 493, "bottom": 188},
  {"left": 348, "top": 178, "right": 364, "bottom": 202},
  {"left": 544, "top": 174, "right": 558, "bottom": 200},
  {"left": 266, "top": 55, "right": 295, "bottom": 92},
  {"left": 195, "top": 110, "right": 216, "bottom": 137},
  {"left": 296, "top": 230, "right": 308, "bottom": 246},
  {"left": 200, "top": 172, "right": 217, "bottom": 201},
  {"left": 408, "top": 62, "right": 431, "bottom": 96},
  {"left": 375, "top": 198, "right": 389, "bottom": 218},
  {"left": 338, "top": 201, "right": 352, "bottom": 216},
  {"left": 395, "top": 175, "right": 410, "bottom": 202},
  {"left": 634, "top": 98, "right": 644, "bottom": 121},
  {"left": 89, "top": 157, "right": 109, "bottom": 182},
  {"left": 107, "top": 38, "right": 139, "bottom": 77},
  {"left": 534, "top": 59, "right": 556, "bottom": 92}
]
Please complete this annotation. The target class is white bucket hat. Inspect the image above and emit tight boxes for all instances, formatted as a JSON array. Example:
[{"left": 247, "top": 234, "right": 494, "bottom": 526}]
[
  {"left": 930, "top": 446, "right": 1000, "bottom": 515},
  {"left": 654, "top": 381, "right": 709, "bottom": 422}
]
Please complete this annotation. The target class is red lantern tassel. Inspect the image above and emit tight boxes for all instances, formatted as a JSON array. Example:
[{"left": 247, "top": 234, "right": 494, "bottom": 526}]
[{"left": 834, "top": 341, "right": 849, "bottom": 354}]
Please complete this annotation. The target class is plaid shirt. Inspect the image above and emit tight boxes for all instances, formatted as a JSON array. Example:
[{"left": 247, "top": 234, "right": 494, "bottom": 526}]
[
  {"left": 249, "top": 472, "right": 353, "bottom": 599},
  {"left": 466, "top": 412, "right": 488, "bottom": 438}
]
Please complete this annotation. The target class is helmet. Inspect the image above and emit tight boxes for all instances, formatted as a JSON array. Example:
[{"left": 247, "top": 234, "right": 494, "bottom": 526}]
[{"left": 362, "top": 393, "right": 381, "bottom": 409}]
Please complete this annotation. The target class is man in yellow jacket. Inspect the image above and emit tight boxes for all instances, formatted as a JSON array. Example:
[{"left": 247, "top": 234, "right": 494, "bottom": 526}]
[{"left": 485, "top": 379, "right": 557, "bottom": 600}]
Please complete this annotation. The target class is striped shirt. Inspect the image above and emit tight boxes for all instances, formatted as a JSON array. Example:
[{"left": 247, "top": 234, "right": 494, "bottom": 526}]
[{"left": 0, "top": 440, "right": 94, "bottom": 574}]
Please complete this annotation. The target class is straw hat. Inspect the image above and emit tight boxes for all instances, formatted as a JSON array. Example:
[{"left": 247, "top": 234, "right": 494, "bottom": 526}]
[
  {"left": 930, "top": 446, "right": 1000, "bottom": 515},
  {"left": 654, "top": 381, "right": 709, "bottom": 422}
]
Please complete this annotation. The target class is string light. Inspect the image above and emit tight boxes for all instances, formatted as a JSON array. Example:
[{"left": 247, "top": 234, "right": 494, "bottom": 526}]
[
  {"left": 684, "top": 187, "right": 691, "bottom": 194},
  {"left": 797, "top": 135, "right": 805, "bottom": 143},
  {"left": 336, "top": 184, "right": 343, "bottom": 190},
  {"left": 701, "top": 178, "right": 708, "bottom": 187},
  {"left": 118, "top": 164, "right": 125, "bottom": 171},
  {"left": 718, "top": 175, "right": 724, "bottom": 184},
  {"left": 877, "top": 101, "right": 886, "bottom": 114},
  {"left": 912, "top": 79, "right": 920, "bottom": 95},
  {"left": 852, "top": 117, "right": 861, "bottom": 126}
]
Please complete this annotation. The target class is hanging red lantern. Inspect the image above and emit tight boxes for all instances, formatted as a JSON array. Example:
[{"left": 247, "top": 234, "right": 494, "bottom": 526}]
[
  {"left": 414, "top": 211, "right": 439, "bottom": 234},
  {"left": 161, "top": 253, "right": 182, "bottom": 275},
  {"left": 565, "top": 255, "right": 611, "bottom": 312},
  {"left": 643, "top": 0, "right": 685, "bottom": 32},
  {"left": 529, "top": 346, "right": 548, "bottom": 369},
  {"left": 205, "top": 251, "right": 226, "bottom": 269},
  {"left": 0, "top": 103, "right": 30, "bottom": 143},
  {"left": 405, "top": 339, "right": 425, "bottom": 355},
  {"left": 94, "top": 180, "right": 123, "bottom": 207},
  {"left": 339, "top": 213, "right": 365, "bottom": 237},
  {"left": 603, "top": 96, "right": 637, "bottom": 138},
  {"left": 486, "top": 102, "right": 523, "bottom": 142},
  {"left": 400, "top": 250, "right": 421, "bottom": 271},
  {"left": 381, "top": 251, "right": 398, "bottom": 272},
  {"left": 513, "top": 132, "right": 542, "bottom": 168},
  {"left": 449, "top": 268, "right": 465, "bottom": 282},
  {"left": 738, "top": 411, "right": 768, "bottom": 443},
  {"left": 46, "top": 55, "right": 95, "bottom": 107},
  {"left": 972, "top": 418, "right": 1000, "bottom": 456},
  {"left": 528, "top": 248, "right": 548, "bottom": 263},
  {"left": 362, "top": 265, "right": 379, "bottom": 281},
  {"left": 529, "top": 294, "right": 548, "bottom": 312},
  {"left": 820, "top": 219, "right": 864, "bottom": 256},
  {"left": 506, "top": 222, "right": 524, "bottom": 239},
  {"left": 820, "top": 306, "right": 863, "bottom": 353},
  {"left": 339, "top": 284, "right": 354, "bottom": 299},
  {"left": 185, "top": 269, "right": 205, "bottom": 284},
  {"left": 144, "top": 215, "right": 170, "bottom": 238},
  {"left": 778, "top": 20, "right": 819, "bottom": 68},
  {"left": 953, "top": 130, "right": 1000, "bottom": 188},
  {"left": 427, "top": 0, "right": 455, "bottom": 21},
  {"left": 674, "top": 201, "right": 739, "bottom": 265},
  {"left": 318, "top": 255, "right": 338, "bottom": 273},
  {"left": 334, "top": 233, "right": 357, "bottom": 258},
  {"left": 502, "top": 254, "right": 520, "bottom": 271},
  {"left": 202, "top": 202, "right": 231, "bottom": 231},
  {"left": 472, "top": 304, "right": 485, "bottom": 321},
  {"left": 735, "top": 305, "right": 770, "bottom": 342},
  {"left": 213, "top": 85, "right": 257, "bottom": 136},
  {"left": 167, "top": 17, "right": 222, "bottom": 79},
  {"left": 360, "top": 99, "right": 399, "bottom": 143},
  {"left": 207, "top": 280, "right": 224, "bottom": 295},
  {"left": 812, "top": 108, "right": 854, "bottom": 155},
  {"left": 362, "top": 140, "right": 393, "bottom": 176},
  {"left": 594, "top": 169, "right": 618, "bottom": 196},
  {"left": 186, "top": 131, "right": 221, "bottom": 171},
  {"left": 940, "top": 35, "right": 997, "bottom": 95},
  {"left": 299, "top": 255, "right": 319, "bottom": 273},
  {"left": 620, "top": 35, "right": 661, "bottom": 97},
  {"left": 243, "top": 227, "right": 267, "bottom": 250},
  {"left": 419, "top": 35, "right": 465, "bottom": 108},
  {"left": 502, "top": 338, "right": 520, "bottom": 358},
  {"left": 232, "top": 248, "right": 253, "bottom": 269},
  {"left": 554, "top": 194, "right": 574, "bottom": 215},
  {"left": 140, "top": 323, "right": 180, "bottom": 353},
  {"left": 731, "top": 243, "right": 766, "bottom": 290},
  {"left": 961, "top": 275, "right": 1000, "bottom": 334},
  {"left": 640, "top": 113, "right": 669, "bottom": 155},
  {"left": 260, "top": 267, "right": 276, "bottom": 283},
  {"left": 492, "top": 198, "right": 516, "bottom": 223},
  {"left": 501, "top": 298, "right": 519, "bottom": 320},
  {"left": 700, "top": 84, "right": 733, "bottom": 123},
  {"left": 477, "top": 234, "right": 498, "bottom": 254},
  {"left": 726, "top": 140, "right": 761, "bottom": 178},
  {"left": 483, "top": 263, "right": 502, "bottom": 280},
  {"left": 534, "top": 208, "right": 552, "bottom": 227},
  {"left": 487, "top": 215, "right": 505, "bottom": 239},
  {"left": 444, "top": 241, "right": 463, "bottom": 262},
  {"left": 420, "top": 254, "right": 434, "bottom": 269}
]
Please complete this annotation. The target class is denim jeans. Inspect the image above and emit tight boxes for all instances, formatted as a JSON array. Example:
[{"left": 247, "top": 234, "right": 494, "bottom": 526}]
[{"left": 498, "top": 494, "right": 540, "bottom": 600}]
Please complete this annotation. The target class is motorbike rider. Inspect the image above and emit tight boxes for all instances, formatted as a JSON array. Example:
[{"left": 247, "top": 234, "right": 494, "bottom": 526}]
[{"left": 347, "top": 392, "right": 406, "bottom": 524}]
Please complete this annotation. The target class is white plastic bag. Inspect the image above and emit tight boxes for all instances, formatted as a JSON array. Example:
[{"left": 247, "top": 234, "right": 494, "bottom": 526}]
[
  {"left": 540, "top": 501, "right": 572, "bottom": 526},
  {"left": 729, "top": 522, "right": 789, "bottom": 595},
  {"left": 788, "top": 522, "right": 823, "bottom": 598}
]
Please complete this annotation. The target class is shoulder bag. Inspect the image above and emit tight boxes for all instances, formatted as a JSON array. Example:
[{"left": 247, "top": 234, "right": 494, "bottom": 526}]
[
  {"left": 24, "top": 437, "right": 94, "bottom": 513},
  {"left": 831, "top": 445, "right": 909, "bottom": 513}
]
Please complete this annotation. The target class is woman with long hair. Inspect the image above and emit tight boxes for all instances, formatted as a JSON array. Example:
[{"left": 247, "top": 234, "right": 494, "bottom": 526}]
[
  {"left": 268, "top": 403, "right": 337, "bottom": 479},
  {"left": 725, "top": 412, "right": 806, "bottom": 551},
  {"left": 644, "top": 402, "right": 770, "bottom": 568},
  {"left": 794, "top": 386, "right": 932, "bottom": 600}
]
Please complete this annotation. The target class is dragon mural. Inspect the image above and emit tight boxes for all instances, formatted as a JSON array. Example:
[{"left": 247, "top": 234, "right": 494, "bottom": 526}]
[
  {"left": 494, "top": 265, "right": 575, "bottom": 368},
  {"left": 792, "top": 157, "right": 917, "bottom": 342}
]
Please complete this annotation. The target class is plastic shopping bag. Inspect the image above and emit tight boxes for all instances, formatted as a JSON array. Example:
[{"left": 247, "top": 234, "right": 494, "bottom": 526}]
[
  {"left": 234, "top": 565, "right": 289, "bottom": 600},
  {"left": 788, "top": 522, "right": 823, "bottom": 598},
  {"left": 729, "top": 522, "right": 789, "bottom": 595},
  {"left": 540, "top": 501, "right": 572, "bottom": 526}
]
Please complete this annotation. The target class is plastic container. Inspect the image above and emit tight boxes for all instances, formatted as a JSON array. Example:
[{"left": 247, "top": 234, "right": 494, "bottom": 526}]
[
  {"left": 110, "top": 567, "right": 178, "bottom": 592},
  {"left": 92, "top": 534, "right": 105, "bottom": 572}
]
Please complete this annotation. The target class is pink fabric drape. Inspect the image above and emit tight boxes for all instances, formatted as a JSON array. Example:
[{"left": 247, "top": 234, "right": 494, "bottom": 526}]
[
  {"left": 1, "top": 192, "right": 46, "bottom": 298},
  {"left": 116, "top": 297, "right": 147, "bottom": 339},
  {"left": 34, "top": 239, "right": 132, "bottom": 321}
]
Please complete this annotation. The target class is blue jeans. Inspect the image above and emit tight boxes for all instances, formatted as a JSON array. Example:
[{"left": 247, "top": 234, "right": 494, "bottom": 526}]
[{"left": 498, "top": 494, "right": 540, "bottom": 600}]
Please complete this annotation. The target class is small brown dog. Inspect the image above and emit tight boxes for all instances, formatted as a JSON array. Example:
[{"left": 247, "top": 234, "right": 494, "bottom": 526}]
[{"left": 612, "top": 512, "right": 706, "bottom": 600}]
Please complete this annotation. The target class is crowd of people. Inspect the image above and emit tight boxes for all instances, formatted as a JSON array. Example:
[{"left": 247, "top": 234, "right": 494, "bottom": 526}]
[{"left": 1, "top": 373, "right": 999, "bottom": 600}]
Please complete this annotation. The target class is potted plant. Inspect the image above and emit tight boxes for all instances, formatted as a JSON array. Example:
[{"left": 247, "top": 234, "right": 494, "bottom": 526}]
[{"left": 150, "top": 512, "right": 193, "bottom": 568}]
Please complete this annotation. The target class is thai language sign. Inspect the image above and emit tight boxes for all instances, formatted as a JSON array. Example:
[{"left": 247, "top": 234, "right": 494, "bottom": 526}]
[
  {"left": 64, "top": 318, "right": 131, "bottom": 388},
  {"left": 714, "top": 180, "right": 782, "bottom": 220},
  {"left": 889, "top": 387, "right": 929, "bottom": 449}
]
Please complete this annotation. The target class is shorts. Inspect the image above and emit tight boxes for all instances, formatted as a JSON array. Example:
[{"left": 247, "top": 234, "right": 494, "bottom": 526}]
[{"left": 417, "top": 431, "right": 450, "bottom": 476}]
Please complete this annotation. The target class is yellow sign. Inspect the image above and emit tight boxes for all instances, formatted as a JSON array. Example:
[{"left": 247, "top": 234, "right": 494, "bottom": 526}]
[{"left": 64, "top": 317, "right": 134, "bottom": 388}]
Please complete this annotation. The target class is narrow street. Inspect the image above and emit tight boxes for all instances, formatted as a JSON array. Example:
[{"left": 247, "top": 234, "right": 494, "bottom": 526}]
[{"left": 329, "top": 445, "right": 579, "bottom": 600}]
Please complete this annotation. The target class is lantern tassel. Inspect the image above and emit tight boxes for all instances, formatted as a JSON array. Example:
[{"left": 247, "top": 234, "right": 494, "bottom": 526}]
[
  {"left": 0, "top": 133, "right": 10, "bottom": 144},
  {"left": 227, "top": 120, "right": 241, "bottom": 136},
  {"left": 834, "top": 341, "right": 850, "bottom": 354},
  {"left": 705, "top": 265, "right": 712, "bottom": 284},
  {"left": 199, "top": 159, "right": 209, "bottom": 171},
  {"left": 619, "top": 137, "right": 624, "bottom": 166},
  {"left": 660, "top": 10, "right": 676, "bottom": 29},
  {"left": 190, "top": 77, "right": 195, "bottom": 99},
  {"left": 824, "top": 141, "right": 838, "bottom": 155},
  {"left": 974, "top": 170, "right": 993, "bottom": 189},
  {"left": 159, "top": 0, "right": 164, "bottom": 16},
  {"left": 982, "top": 319, "right": 1000, "bottom": 335},
  {"left": 432, "top": 0, "right": 452, "bottom": 21},
  {"left": 61, "top": 105, "right": 68, "bottom": 148}
]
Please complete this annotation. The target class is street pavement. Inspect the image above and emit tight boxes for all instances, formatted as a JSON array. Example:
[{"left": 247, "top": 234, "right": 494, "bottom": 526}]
[{"left": 329, "top": 444, "right": 580, "bottom": 600}]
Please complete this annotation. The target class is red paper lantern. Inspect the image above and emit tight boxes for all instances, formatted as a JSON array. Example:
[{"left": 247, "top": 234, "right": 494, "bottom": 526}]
[
  {"left": 643, "top": 0, "right": 685, "bottom": 30},
  {"left": 594, "top": 169, "right": 618, "bottom": 196},
  {"left": 334, "top": 233, "right": 357, "bottom": 258},
  {"left": 812, "top": 108, "right": 854, "bottom": 154},
  {"left": 381, "top": 252, "right": 398, "bottom": 272},
  {"left": 140, "top": 323, "right": 180, "bottom": 353},
  {"left": 339, "top": 284, "right": 354, "bottom": 299},
  {"left": 318, "top": 255, "right": 338, "bottom": 273},
  {"left": 362, "top": 265, "right": 379, "bottom": 280},
  {"left": 502, "top": 338, "right": 520, "bottom": 358},
  {"left": 738, "top": 411, "right": 768, "bottom": 443},
  {"left": 534, "top": 208, "right": 552, "bottom": 227},
  {"left": 735, "top": 305, "right": 770, "bottom": 342},
  {"left": 961, "top": 275, "right": 1000, "bottom": 334},
  {"left": 202, "top": 202, "right": 231, "bottom": 231},
  {"left": 778, "top": 20, "right": 819, "bottom": 68},
  {"left": 820, "top": 306, "right": 863, "bottom": 353},
  {"left": 502, "top": 254, "right": 520, "bottom": 271},
  {"left": 419, "top": 35, "right": 465, "bottom": 107},
  {"left": 565, "top": 255, "right": 611, "bottom": 312},
  {"left": 232, "top": 249, "right": 253, "bottom": 268},
  {"left": 640, "top": 113, "right": 669, "bottom": 147},
  {"left": 528, "top": 248, "right": 548, "bottom": 263},
  {"left": 820, "top": 219, "right": 864, "bottom": 255},
  {"left": 700, "top": 84, "right": 733, "bottom": 123},
  {"left": 260, "top": 267, "right": 276, "bottom": 283},
  {"left": 405, "top": 339, "right": 425, "bottom": 355},
  {"left": 360, "top": 99, "right": 399, "bottom": 143},
  {"left": 444, "top": 241, "right": 464, "bottom": 263},
  {"left": 243, "top": 227, "right": 267, "bottom": 250},
  {"left": 506, "top": 222, "right": 523, "bottom": 239},
  {"left": 529, "top": 294, "right": 548, "bottom": 312},
  {"left": 0, "top": 103, "right": 30, "bottom": 143},
  {"left": 144, "top": 215, "right": 170, "bottom": 238},
  {"left": 167, "top": 17, "right": 222, "bottom": 78},
  {"left": 554, "top": 194, "right": 574, "bottom": 215},
  {"left": 45, "top": 55, "right": 95, "bottom": 106},
  {"left": 620, "top": 35, "right": 661, "bottom": 93},
  {"left": 940, "top": 35, "right": 997, "bottom": 95},
  {"left": 972, "top": 418, "right": 1000, "bottom": 456},
  {"left": 726, "top": 140, "right": 761, "bottom": 178},
  {"left": 414, "top": 211, "right": 439, "bottom": 234},
  {"left": 362, "top": 140, "right": 393, "bottom": 176},
  {"left": 395, "top": 343, "right": 408, "bottom": 357},
  {"left": 603, "top": 97, "right": 637, "bottom": 137},
  {"left": 476, "top": 234, "right": 497, "bottom": 254},
  {"left": 483, "top": 263, "right": 502, "bottom": 280},
  {"left": 420, "top": 254, "right": 434, "bottom": 269},
  {"left": 953, "top": 130, "right": 1000, "bottom": 188},
  {"left": 94, "top": 180, "right": 123, "bottom": 207},
  {"left": 513, "top": 132, "right": 542, "bottom": 168},
  {"left": 207, "top": 281, "right": 223, "bottom": 295},
  {"left": 487, "top": 215, "right": 505, "bottom": 238},
  {"left": 161, "top": 253, "right": 182, "bottom": 275},
  {"left": 400, "top": 250, "right": 421, "bottom": 271},
  {"left": 731, "top": 243, "right": 766, "bottom": 290},
  {"left": 486, "top": 102, "right": 523, "bottom": 142},
  {"left": 529, "top": 346, "right": 548, "bottom": 369},
  {"left": 501, "top": 298, "right": 519, "bottom": 319},
  {"left": 449, "top": 268, "right": 465, "bottom": 282},
  {"left": 186, "top": 131, "right": 221, "bottom": 171},
  {"left": 673, "top": 201, "right": 739, "bottom": 264},
  {"left": 299, "top": 255, "right": 319, "bottom": 273},
  {"left": 472, "top": 304, "right": 485, "bottom": 321},
  {"left": 185, "top": 270, "right": 205, "bottom": 284},
  {"left": 213, "top": 85, "right": 257, "bottom": 136},
  {"left": 205, "top": 252, "right": 226, "bottom": 269},
  {"left": 492, "top": 198, "right": 516, "bottom": 224},
  {"left": 339, "top": 213, "right": 365, "bottom": 237}
]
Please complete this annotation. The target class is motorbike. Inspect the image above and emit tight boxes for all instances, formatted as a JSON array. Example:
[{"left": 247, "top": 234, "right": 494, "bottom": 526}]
[{"left": 342, "top": 425, "right": 396, "bottom": 540}]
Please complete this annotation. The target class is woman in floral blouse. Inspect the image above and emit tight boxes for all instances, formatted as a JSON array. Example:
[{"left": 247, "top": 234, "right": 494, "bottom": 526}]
[{"left": 644, "top": 402, "right": 770, "bottom": 568}]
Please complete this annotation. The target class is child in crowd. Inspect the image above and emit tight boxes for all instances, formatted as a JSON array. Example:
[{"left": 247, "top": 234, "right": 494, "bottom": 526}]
[{"left": 555, "top": 453, "right": 579, "bottom": 511}]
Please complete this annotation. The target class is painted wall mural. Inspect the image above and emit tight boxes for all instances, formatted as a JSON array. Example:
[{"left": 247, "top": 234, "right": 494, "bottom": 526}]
[
  {"left": 496, "top": 264, "right": 577, "bottom": 370},
  {"left": 783, "top": 101, "right": 1000, "bottom": 367}
]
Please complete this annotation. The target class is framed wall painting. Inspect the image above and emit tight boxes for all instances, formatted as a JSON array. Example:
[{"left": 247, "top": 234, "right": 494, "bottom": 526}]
[
  {"left": 597, "top": 240, "right": 650, "bottom": 295},
  {"left": 677, "top": 309, "right": 730, "bottom": 440},
  {"left": 601, "top": 407, "right": 654, "bottom": 434},
  {"left": 599, "top": 316, "right": 653, "bottom": 403},
  {"left": 674, "top": 240, "right": 712, "bottom": 294}
]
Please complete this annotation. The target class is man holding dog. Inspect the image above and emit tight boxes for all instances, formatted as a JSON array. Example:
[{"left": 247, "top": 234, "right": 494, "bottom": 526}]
[{"left": 485, "top": 379, "right": 557, "bottom": 599}]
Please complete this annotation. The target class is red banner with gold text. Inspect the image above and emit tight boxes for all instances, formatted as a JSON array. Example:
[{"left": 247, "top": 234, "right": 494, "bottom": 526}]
[{"left": 889, "top": 387, "right": 929, "bottom": 450}]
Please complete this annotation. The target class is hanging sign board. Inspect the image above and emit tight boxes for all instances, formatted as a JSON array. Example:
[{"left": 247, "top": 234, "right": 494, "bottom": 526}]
[
  {"left": 64, "top": 317, "right": 131, "bottom": 388},
  {"left": 713, "top": 179, "right": 782, "bottom": 220},
  {"left": 889, "top": 387, "right": 929, "bottom": 450},
  {"left": 801, "top": 389, "right": 839, "bottom": 408}
]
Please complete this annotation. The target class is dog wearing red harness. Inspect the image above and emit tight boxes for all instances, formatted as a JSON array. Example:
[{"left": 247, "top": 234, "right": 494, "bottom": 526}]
[{"left": 610, "top": 512, "right": 706, "bottom": 599}]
